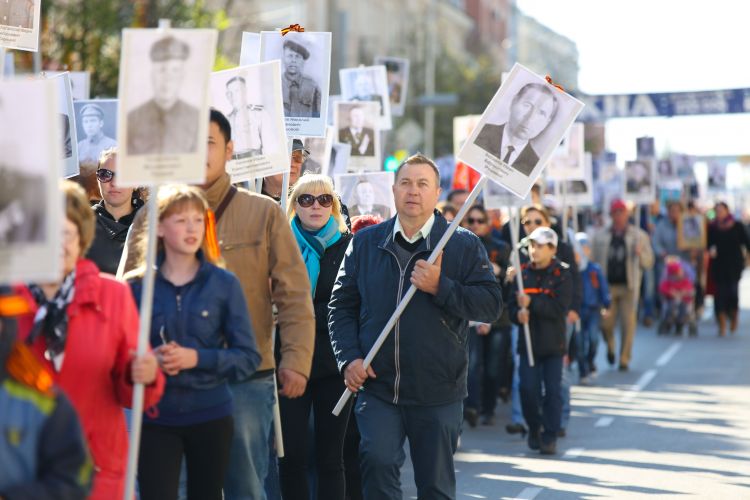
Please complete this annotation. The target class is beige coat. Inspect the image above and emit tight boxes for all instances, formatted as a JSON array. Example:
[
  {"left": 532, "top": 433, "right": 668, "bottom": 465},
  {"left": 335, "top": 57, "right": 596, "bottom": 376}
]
[
  {"left": 591, "top": 224, "right": 655, "bottom": 291},
  {"left": 119, "top": 173, "right": 315, "bottom": 377}
]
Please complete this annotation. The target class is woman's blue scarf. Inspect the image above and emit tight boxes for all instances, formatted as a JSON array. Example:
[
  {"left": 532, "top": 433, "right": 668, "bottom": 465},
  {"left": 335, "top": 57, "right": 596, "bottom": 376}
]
[{"left": 292, "top": 215, "right": 342, "bottom": 296}]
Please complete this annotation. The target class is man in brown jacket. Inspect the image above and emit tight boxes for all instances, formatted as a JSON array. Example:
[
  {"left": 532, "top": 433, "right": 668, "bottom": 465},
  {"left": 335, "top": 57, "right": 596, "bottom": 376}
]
[{"left": 118, "top": 110, "right": 314, "bottom": 499}]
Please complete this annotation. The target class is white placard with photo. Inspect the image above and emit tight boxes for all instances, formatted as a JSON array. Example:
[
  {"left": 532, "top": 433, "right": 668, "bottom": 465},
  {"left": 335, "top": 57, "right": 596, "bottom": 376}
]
[
  {"left": 300, "top": 126, "right": 334, "bottom": 176},
  {"left": 554, "top": 152, "right": 594, "bottom": 206},
  {"left": 118, "top": 28, "right": 217, "bottom": 187},
  {"left": 335, "top": 171, "right": 395, "bottom": 221},
  {"left": 335, "top": 101, "right": 381, "bottom": 172},
  {"left": 340, "top": 65, "right": 392, "bottom": 130},
  {"left": 0, "top": 0, "right": 41, "bottom": 52},
  {"left": 73, "top": 99, "right": 118, "bottom": 173},
  {"left": 239, "top": 32, "right": 261, "bottom": 66},
  {"left": 457, "top": 63, "right": 585, "bottom": 199},
  {"left": 48, "top": 72, "right": 79, "bottom": 178},
  {"left": 324, "top": 142, "right": 352, "bottom": 179},
  {"left": 453, "top": 114, "right": 482, "bottom": 157},
  {"left": 327, "top": 94, "right": 341, "bottom": 126},
  {"left": 546, "top": 122, "right": 584, "bottom": 181},
  {"left": 374, "top": 56, "right": 409, "bottom": 117},
  {"left": 0, "top": 79, "right": 62, "bottom": 284},
  {"left": 484, "top": 180, "right": 529, "bottom": 210},
  {"left": 48, "top": 70, "right": 91, "bottom": 100},
  {"left": 707, "top": 161, "right": 726, "bottom": 191},
  {"left": 211, "top": 61, "right": 289, "bottom": 182},
  {"left": 636, "top": 136, "right": 655, "bottom": 159},
  {"left": 623, "top": 159, "right": 656, "bottom": 204},
  {"left": 260, "top": 31, "right": 331, "bottom": 138}
]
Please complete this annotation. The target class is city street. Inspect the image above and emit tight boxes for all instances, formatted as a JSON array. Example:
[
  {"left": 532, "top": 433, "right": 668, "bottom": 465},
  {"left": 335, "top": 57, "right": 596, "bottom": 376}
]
[{"left": 403, "top": 277, "right": 750, "bottom": 499}]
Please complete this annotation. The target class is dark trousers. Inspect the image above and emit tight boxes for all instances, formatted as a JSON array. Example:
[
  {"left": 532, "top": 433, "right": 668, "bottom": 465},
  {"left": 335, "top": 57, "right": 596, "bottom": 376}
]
[
  {"left": 355, "top": 392, "right": 462, "bottom": 500},
  {"left": 138, "top": 415, "right": 233, "bottom": 500},
  {"left": 466, "top": 326, "right": 511, "bottom": 415},
  {"left": 714, "top": 279, "right": 740, "bottom": 315},
  {"left": 278, "top": 375, "right": 352, "bottom": 500},
  {"left": 343, "top": 406, "right": 363, "bottom": 500},
  {"left": 519, "top": 354, "right": 563, "bottom": 444}
]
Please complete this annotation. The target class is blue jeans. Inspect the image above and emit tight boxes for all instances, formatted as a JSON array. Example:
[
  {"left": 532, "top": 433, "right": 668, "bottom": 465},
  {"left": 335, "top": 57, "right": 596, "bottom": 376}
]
[
  {"left": 519, "top": 354, "right": 563, "bottom": 444},
  {"left": 577, "top": 308, "right": 601, "bottom": 378},
  {"left": 510, "top": 327, "right": 524, "bottom": 425},
  {"left": 465, "top": 327, "right": 505, "bottom": 414},
  {"left": 224, "top": 374, "right": 277, "bottom": 500},
  {"left": 560, "top": 360, "right": 572, "bottom": 431},
  {"left": 355, "top": 392, "right": 462, "bottom": 500}
]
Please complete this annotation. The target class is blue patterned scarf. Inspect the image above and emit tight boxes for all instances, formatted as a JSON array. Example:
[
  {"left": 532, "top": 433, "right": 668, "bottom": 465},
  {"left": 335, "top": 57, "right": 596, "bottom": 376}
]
[{"left": 291, "top": 215, "right": 342, "bottom": 296}]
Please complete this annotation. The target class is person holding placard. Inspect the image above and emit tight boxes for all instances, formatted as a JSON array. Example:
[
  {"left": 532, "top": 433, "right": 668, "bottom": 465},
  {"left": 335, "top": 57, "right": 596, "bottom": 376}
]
[{"left": 329, "top": 154, "right": 502, "bottom": 499}]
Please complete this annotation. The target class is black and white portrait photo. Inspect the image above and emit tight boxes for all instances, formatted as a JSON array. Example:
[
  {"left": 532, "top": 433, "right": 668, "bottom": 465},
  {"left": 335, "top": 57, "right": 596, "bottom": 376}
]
[
  {"left": 49, "top": 72, "right": 79, "bottom": 177},
  {"left": 0, "top": 0, "right": 40, "bottom": 52},
  {"left": 0, "top": 79, "right": 62, "bottom": 283},
  {"left": 300, "top": 126, "right": 334, "bottom": 176},
  {"left": 624, "top": 159, "right": 656, "bottom": 204},
  {"left": 335, "top": 171, "right": 395, "bottom": 220},
  {"left": 657, "top": 159, "right": 676, "bottom": 180},
  {"left": 118, "top": 28, "right": 217, "bottom": 186},
  {"left": 374, "top": 56, "right": 409, "bottom": 117},
  {"left": 261, "top": 31, "right": 331, "bottom": 137},
  {"left": 707, "top": 161, "right": 726, "bottom": 191},
  {"left": 340, "top": 65, "right": 392, "bottom": 130},
  {"left": 211, "top": 61, "right": 288, "bottom": 181},
  {"left": 73, "top": 99, "right": 117, "bottom": 172},
  {"left": 335, "top": 101, "right": 381, "bottom": 171},
  {"left": 457, "top": 63, "right": 585, "bottom": 199},
  {"left": 547, "top": 123, "right": 585, "bottom": 180},
  {"left": 636, "top": 136, "right": 655, "bottom": 159},
  {"left": 554, "top": 152, "right": 594, "bottom": 206},
  {"left": 324, "top": 142, "right": 351, "bottom": 178}
]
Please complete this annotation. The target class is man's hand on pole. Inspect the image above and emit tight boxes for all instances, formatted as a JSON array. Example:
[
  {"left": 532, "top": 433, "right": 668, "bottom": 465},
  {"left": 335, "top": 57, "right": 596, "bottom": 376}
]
[
  {"left": 344, "top": 359, "right": 377, "bottom": 393},
  {"left": 411, "top": 252, "right": 443, "bottom": 295}
]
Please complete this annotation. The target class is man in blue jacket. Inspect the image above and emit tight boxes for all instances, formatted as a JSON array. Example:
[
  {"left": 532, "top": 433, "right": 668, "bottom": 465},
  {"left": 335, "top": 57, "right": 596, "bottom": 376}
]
[{"left": 329, "top": 154, "right": 502, "bottom": 500}]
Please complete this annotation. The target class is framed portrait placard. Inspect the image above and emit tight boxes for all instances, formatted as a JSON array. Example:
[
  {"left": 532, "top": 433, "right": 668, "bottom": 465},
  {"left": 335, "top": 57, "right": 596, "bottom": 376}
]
[
  {"left": 546, "top": 122, "right": 585, "bottom": 181},
  {"left": 374, "top": 56, "right": 409, "bottom": 117},
  {"left": 73, "top": 99, "right": 118, "bottom": 174},
  {"left": 334, "top": 171, "right": 395, "bottom": 221},
  {"left": 553, "top": 152, "right": 594, "bottom": 206},
  {"left": 334, "top": 101, "right": 381, "bottom": 172},
  {"left": 0, "top": 79, "right": 62, "bottom": 284},
  {"left": 623, "top": 159, "right": 656, "bottom": 205},
  {"left": 260, "top": 31, "right": 331, "bottom": 138},
  {"left": 677, "top": 214, "right": 706, "bottom": 251},
  {"left": 210, "top": 61, "right": 289, "bottom": 183},
  {"left": 457, "top": 63, "right": 585, "bottom": 199},
  {"left": 340, "top": 65, "right": 392, "bottom": 130},
  {"left": 117, "top": 28, "right": 217, "bottom": 187}
]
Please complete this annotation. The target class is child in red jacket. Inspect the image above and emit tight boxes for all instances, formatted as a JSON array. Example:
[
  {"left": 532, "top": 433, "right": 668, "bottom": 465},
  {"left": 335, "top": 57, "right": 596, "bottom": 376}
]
[{"left": 658, "top": 259, "right": 695, "bottom": 335}]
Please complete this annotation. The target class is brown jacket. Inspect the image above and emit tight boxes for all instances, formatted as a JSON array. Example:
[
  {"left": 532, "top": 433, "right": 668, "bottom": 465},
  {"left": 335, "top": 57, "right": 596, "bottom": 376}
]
[{"left": 118, "top": 173, "right": 315, "bottom": 376}]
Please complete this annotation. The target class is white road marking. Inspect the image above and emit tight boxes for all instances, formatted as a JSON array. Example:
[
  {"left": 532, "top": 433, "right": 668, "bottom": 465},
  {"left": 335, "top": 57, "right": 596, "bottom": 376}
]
[
  {"left": 564, "top": 447, "right": 585, "bottom": 458},
  {"left": 620, "top": 369, "right": 658, "bottom": 402},
  {"left": 512, "top": 487, "right": 543, "bottom": 499},
  {"left": 656, "top": 341, "right": 682, "bottom": 367},
  {"left": 595, "top": 416, "right": 614, "bottom": 427}
]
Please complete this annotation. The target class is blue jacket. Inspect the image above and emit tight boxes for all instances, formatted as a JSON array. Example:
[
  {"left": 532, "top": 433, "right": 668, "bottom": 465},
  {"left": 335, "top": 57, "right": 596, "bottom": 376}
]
[
  {"left": 328, "top": 212, "right": 503, "bottom": 406},
  {"left": 129, "top": 253, "right": 261, "bottom": 424},
  {"left": 580, "top": 261, "right": 611, "bottom": 309}
]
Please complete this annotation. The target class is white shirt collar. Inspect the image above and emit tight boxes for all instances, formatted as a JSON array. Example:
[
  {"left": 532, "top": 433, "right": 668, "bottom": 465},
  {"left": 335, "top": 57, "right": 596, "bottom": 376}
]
[
  {"left": 394, "top": 213, "right": 435, "bottom": 244},
  {"left": 501, "top": 125, "right": 528, "bottom": 164}
]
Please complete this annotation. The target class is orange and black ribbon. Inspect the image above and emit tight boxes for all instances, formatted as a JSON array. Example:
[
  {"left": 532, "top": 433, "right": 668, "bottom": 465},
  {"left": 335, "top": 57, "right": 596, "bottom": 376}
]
[
  {"left": 204, "top": 209, "right": 221, "bottom": 263},
  {"left": 281, "top": 24, "right": 305, "bottom": 36},
  {"left": 545, "top": 75, "right": 566, "bottom": 93}
]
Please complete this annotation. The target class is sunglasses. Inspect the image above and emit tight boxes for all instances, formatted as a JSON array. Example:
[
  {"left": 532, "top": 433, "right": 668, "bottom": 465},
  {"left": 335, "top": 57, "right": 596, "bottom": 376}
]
[
  {"left": 297, "top": 193, "right": 334, "bottom": 208},
  {"left": 522, "top": 218, "right": 544, "bottom": 226},
  {"left": 467, "top": 217, "right": 487, "bottom": 225},
  {"left": 96, "top": 168, "right": 115, "bottom": 183}
]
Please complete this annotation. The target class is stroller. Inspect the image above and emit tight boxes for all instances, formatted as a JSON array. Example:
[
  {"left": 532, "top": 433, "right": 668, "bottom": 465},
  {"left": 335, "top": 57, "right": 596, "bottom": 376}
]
[{"left": 657, "top": 256, "right": 698, "bottom": 336}]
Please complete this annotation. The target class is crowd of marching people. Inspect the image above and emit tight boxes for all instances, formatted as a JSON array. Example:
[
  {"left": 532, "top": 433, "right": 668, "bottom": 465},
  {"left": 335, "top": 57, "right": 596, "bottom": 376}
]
[{"left": 2, "top": 107, "right": 750, "bottom": 500}]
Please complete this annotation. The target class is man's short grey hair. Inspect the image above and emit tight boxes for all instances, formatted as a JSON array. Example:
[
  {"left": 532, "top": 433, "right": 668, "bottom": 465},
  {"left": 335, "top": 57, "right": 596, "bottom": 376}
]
[{"left": 511, "top": 82, "right": 559, "bottom": 124}]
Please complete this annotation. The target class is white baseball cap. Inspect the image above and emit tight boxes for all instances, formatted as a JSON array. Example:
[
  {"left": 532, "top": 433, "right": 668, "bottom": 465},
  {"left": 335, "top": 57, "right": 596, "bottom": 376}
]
[{"left": 524, "top": 226, "right": 558, "bottom": 247}]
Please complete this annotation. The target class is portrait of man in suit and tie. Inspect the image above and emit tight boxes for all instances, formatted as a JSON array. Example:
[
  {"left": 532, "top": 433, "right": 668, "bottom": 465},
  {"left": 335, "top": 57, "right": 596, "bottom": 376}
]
[
  {"left": 338, "top": 105, "right": 375, "bottom": 157},
  {"left": 473, "top": 82, "right": 558, "bottom": 177}
]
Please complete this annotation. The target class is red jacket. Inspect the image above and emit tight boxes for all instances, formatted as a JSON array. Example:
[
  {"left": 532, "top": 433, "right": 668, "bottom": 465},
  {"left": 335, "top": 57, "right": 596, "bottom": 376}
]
[
  {"left": 659, "top": 276, "right": 694, "bottom": 304},
  {"left": 15, "top": 259, "right": 165, "bottom": 500}
]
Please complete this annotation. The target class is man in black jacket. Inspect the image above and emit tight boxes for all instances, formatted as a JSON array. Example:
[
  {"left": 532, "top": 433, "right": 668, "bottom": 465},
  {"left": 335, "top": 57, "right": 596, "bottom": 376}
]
[
  {"left": 510, "top": 227, "right": 572, "bottom": 455},
  {"left": 329, "top": 154, "right": 502, "bottom": 499}
]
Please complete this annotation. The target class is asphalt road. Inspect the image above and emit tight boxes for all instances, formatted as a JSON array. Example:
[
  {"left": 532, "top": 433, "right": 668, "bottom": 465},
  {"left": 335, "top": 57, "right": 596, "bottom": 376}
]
[{"left": 400, "top": 277, "right": 750, "bottom": 499}]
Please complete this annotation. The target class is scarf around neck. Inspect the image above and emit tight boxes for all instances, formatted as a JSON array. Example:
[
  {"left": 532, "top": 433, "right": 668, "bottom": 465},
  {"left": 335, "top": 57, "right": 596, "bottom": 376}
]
[
  {"left": 27, "top": 269, "right": 77, "bottom": 368},
  {"left": 291, "top": 215, "right": 342, "bottom": 296}
]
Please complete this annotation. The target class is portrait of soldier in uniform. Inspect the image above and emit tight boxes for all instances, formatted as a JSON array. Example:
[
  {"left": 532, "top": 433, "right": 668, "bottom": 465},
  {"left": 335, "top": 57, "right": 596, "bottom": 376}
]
[
  {"left": 281, "top": 39, "right": 321, "bottom": 118},
  {"left": 225, "top": 75, "right": 273, "bottom": 159},
  {"left": 77, "top": 103, "right": 117, "bottom": 169},
  {"left": 126, "top": 35, "right": 200, "bottom": 155},
  {"left": 0, "top": 0, "right": 34, "bottom": 29}
]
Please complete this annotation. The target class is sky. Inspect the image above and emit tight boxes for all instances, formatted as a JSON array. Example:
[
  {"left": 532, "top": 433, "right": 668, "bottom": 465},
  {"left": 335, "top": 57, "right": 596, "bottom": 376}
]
[{"left": 516, "top": 0, "right": 750, "bottom": 163}]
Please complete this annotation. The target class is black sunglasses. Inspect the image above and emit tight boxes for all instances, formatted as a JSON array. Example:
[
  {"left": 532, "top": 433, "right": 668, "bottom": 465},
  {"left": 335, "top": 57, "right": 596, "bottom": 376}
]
[
  {"left": 467, "top": 217, "right": 487, "bottom": 225},
  {"left": 96, "top": 168, "right": 115, "bottom": 183},
  {"left": 522, "top": 218, "right": 544, "bottom": 226},
  {"left": 297, "top": 193, "right": 334, "bottom": 208}
]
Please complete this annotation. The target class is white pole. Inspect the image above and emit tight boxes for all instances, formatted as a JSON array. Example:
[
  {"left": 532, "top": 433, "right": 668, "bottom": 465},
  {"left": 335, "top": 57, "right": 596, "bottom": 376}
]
[
  {"left": 123, "top": 188, "right": 159, "bottom": 500},
  {"left": 508, "top": 206, "right": 535, "bottom": 368},
  {"left": 270, "top": 325, "right": 285, "bottom": 458},
  {"left": 332, "top": 177, "right": 490, "bottom": 415},
  {"left": 561, "top": 180, "right": 569, "bottom": 244}
]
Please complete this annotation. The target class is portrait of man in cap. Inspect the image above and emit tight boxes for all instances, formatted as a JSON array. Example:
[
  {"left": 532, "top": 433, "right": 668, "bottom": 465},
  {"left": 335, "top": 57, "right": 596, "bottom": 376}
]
[
  {"left": 225, "top": 75, "right": 273, "bottom": 159},
  {"left": 281, "top": 38, "right": 321, "bottom": 118},
  {"left": 77, "top": 103, "right": 116, "bottom": 168},
  {"left": 126, "top": 35, "right": 200, "bottom": 155}
]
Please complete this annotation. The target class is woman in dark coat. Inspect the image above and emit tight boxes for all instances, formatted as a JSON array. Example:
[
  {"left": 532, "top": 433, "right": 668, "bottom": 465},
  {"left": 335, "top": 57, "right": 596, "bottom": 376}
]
[{"left": 707, "top": 201, "right": 750, "bottom": 335}]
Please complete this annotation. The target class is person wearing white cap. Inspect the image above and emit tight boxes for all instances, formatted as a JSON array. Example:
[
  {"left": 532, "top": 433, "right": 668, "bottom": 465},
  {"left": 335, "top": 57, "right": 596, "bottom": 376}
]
[{"left": 510, "top": 226, "right": 572, "bottom": 455}]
